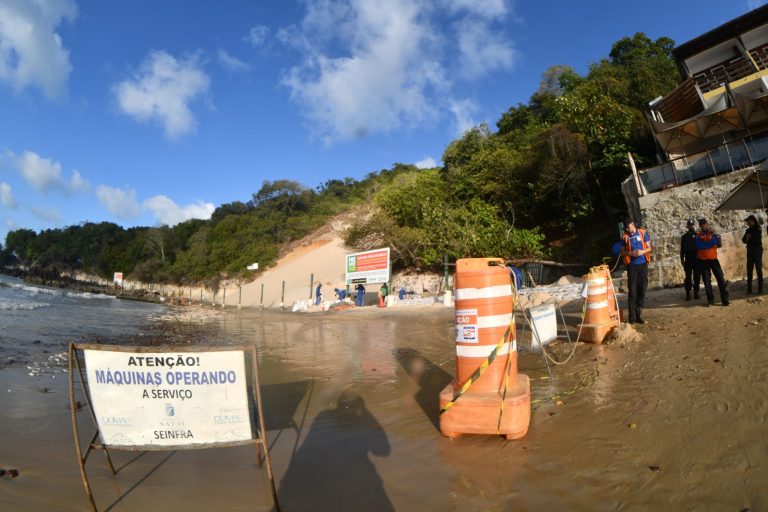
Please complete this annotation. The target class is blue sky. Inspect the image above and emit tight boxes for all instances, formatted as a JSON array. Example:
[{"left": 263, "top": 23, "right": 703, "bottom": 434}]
[{"left": 0, "top": 0, "right": 762, "bottom": 240}]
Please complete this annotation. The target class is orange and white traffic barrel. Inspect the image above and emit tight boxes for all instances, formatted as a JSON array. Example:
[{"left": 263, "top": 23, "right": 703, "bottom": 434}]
[
  {"left": 439, "top": 258, "right": 530, "bottom": 440},
  {"left": 579, "top": 265, "right": 619, "bottom": 343},
  {"left": 452, "top": 258, "right": 517, "bottom": 392}
]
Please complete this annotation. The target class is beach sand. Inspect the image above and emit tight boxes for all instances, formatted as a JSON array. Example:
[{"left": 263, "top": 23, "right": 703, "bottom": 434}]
[{"left": 1, "top": 283, "right": 768, "bottom": 510}]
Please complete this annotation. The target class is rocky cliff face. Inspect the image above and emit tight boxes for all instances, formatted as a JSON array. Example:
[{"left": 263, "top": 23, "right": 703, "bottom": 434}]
[{"left": 624, "top": 168, "right": 767, "bottom": 286}]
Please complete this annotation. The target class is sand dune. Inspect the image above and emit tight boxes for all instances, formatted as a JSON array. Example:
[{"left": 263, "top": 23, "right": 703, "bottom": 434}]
[{"left": 239, "top": 237, "right": 350, "bottom": 308}]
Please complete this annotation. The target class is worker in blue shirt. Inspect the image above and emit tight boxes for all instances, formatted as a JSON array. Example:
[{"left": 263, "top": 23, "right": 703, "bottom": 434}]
[
  {"left": 619, "top": 218, "right": 652, "bottom": 324},
  {"left": 355, "top": 283, "right": 366, "bottom": 307},
  {"left": 315, "top": 282, "right": 322, "bottom": 305}
]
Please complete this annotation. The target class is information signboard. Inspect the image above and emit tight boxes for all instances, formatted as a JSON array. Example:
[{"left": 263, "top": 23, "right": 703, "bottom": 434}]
[
  {"left": 528, "top": 303, "right": 558, "bottom": 349},
  {"left": 83, "top": 349, "right": 252, "bottom": 448},
  {"left": 113, "top": 272, "right": 123, "bottom": 286},
  {"left": 345, "top": 248, "right": 390, "bottom": 285}
]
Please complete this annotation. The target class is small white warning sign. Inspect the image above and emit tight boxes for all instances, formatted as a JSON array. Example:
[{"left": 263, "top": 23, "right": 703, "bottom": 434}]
[{"left": 455, "top": 308, "right": 479, "bottom": 343}]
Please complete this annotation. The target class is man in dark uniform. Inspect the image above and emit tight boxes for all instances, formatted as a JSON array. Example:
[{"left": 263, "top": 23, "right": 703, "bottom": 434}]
[
  {"left": 620, "top": 218, "right": 652, "bottom": 324},
  {"left": 680, "top": 219, "right": 700, "bottom": 301},
  {"left": 742, "top": 214, "right": 763, "bottom": 294},
  {"left": 695, "top": 218, "right": 729, "bottom": 306}
]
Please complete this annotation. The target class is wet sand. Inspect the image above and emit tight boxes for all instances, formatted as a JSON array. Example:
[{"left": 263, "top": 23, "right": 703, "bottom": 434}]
[{"left": 2, "top": 284, "right": 768, "bottom": 511}]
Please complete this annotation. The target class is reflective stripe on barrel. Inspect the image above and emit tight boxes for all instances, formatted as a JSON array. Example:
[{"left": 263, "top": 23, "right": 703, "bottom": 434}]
[
  {"left": 457, "top": 339, "right": 516, "bottom": 358},
  {"left": 587, "top": 300, "right": 609, "bottom": 309},
  {"left": 455, "top": 284, "right": 512, "bottom": 300}
]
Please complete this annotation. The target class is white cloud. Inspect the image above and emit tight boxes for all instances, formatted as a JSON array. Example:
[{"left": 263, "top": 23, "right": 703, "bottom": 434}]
[
  {"left": 455, "top": 19, "right": 516, "bottom": 78},
  {"left": 449, "top": 98, "right": 479, "bottom": 135},
  {"left": 279, "top": 0, "right": 516, "bottom": 142},
  {"left": 281, "top": 0, "right": 447, "bottom": 142},
  {"left": 30, "top": 205, "right": 60, "bottom": 223},
  {"left": 0, "top": 182, "right": 15, "bottom": 208},
  {"left": 9, "top": 150, "right": 90, "bottom": 194},
  {"left": 245, "top": 25, "right": 270, "bottom": 48},
  {"left": 69, "top": 169, "right": 91, "bottom": 192},
  {"left": 218, "top": 49, "right": 250, "bottom": 72},
  {"left": 443, "top": 0, "right": 508, "bottom": 18},
  {"left": 13, "top": 150, "right": 63, "bottom": 193},
  {"left": 0, "top": 0, "right": 77, "bottom": 99},
  {"left": 143, "top": 195, "right": 214, "bottom": 226},
  {"left": 96, "top": 185, "right": 141, "bottom": 220},
  {"left": 414, "top": 156, "right": 437, "bottom": 169},
  {"left": 113, "top": 50, "right": 211, "bottom": 139}
]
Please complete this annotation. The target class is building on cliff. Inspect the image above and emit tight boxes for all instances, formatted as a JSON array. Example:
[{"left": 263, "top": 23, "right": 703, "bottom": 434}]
[{"left": 623, "top": 5, "right": 768, "bottom": 285}]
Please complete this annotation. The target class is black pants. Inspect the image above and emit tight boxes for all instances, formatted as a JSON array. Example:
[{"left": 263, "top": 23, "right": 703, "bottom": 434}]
[
  {"left": 627, "top": 263, "right": 648, "bottom": 322},
  {"left": 746, "top": 246, "right": 763, "bottom": 285},
  {"left": 682, "top": 255, "right": 700, "bottom": 294},
  {"left": 700, "top": 258, "right": 728, "bottom": 303}
]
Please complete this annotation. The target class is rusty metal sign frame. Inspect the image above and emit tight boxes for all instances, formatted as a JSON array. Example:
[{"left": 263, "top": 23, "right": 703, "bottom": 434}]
[{"left": 68, "top": 342, "right": 280, "bottom": 511}]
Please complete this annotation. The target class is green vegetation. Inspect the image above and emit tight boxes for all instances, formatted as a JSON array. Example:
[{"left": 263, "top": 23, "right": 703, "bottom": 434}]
[{"left": 1, "top": 33, "right": 679, "bottom": 282}]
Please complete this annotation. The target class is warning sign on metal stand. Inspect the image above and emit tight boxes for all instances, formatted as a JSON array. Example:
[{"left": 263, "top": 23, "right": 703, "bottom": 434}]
[{"left": 68, "top": 343, "right": 280, "bottom": 511}]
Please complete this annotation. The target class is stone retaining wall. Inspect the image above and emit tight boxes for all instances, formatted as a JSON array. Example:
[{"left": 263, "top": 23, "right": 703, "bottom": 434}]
[{"left": 623, "top": 168, "right": 767, "bottom": 286}]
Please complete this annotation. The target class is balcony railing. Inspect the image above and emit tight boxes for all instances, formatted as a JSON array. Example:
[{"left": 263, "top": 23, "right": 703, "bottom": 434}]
[
  {"left": 638, "top": 132, "right": 768, "bottom": 193},
  {"left": 692, "top": 56, "right": 757, "bottom": 94}
]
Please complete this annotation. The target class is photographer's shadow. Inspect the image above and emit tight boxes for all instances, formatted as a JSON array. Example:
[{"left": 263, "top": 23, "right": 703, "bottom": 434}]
[{"left": 279, "top": 390, "right": 393, "bottom": 511}]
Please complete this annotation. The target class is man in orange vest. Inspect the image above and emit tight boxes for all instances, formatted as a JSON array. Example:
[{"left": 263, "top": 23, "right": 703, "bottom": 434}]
[
  {"left": 620, "top": 218, "right": 652, "bottom": 324},
  {"left": 695, "top": 218, "right": 729, "bottom": 306}
]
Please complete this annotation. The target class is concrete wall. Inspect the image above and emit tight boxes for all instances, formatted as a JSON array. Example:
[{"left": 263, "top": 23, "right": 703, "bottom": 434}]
[{"left": 624, "top": 167, "right": 767, "bottom": 286}]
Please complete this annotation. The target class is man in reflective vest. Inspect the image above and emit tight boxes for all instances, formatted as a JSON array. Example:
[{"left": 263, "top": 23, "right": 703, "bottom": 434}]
[
  {"left": 695, "top": 218, "right": 729, "bottom": 306},
  {"left": 620, "top": 218, "right": 652, "bottom": 324}
]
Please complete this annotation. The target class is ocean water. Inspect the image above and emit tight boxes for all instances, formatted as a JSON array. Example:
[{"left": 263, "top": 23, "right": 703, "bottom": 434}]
[{"left": 0, "top": 274, "right": 166, "bottom": 369}]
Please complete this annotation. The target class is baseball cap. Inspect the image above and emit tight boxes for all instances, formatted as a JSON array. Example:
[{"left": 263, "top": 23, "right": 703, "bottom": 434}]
[
  {"left": 686, "top": 219, "right": 695, "bottom": 226},
  {"left": 744, "top": 214, "right": 757, "bottom": 223}
]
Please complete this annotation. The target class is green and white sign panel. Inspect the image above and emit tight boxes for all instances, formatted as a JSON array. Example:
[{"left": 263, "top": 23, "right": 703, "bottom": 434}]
[
  {"left": 84, "top": 349, "right": 252, "bottom": 448},
  {"left": 345, "top": 247, "right": 390, "bottom": 285}
]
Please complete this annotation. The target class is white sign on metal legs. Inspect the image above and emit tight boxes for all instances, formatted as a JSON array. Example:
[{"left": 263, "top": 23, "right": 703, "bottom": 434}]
[
  {"left": 84, "top": 349, "right": 252, "bottom": 448},
  {"left": 528, "top": 303, "right": 558, "bottom": 350}
]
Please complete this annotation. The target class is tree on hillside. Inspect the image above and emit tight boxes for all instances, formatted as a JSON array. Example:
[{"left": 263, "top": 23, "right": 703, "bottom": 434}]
[
  {"left": 588, "top": 33, "right": 679, "bottom": 113},
  {"left": 210, "top": 201, "right": 252, "bottom": 223},
  {"left": 249, "top": 180, "right": 313, "bottom": 214},
  {"left": 146, "top": 226, "right": 169, "bottom": 264},
  {"left": 345, "top": 167, "right": 545, "bottom": 268},
  {"left": 4, "top": 229, "right": 37, "bottom": 266}
]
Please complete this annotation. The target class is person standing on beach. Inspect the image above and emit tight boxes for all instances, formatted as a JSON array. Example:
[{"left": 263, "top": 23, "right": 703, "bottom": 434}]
[
  {"left": 355, "top": 283, "right": 366, "bottom": 307},
  {"left": 620, "top": 218, "right": 652, "bottom": 324},
  {"left": 742, "top": 214, "right": 763, "bottom": 294},
  {"left": 680, "top": 219, "right": 700, "bottom": 301},
  {"left": 695, "top": 218, "right": 729, "bottom": 306}
]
